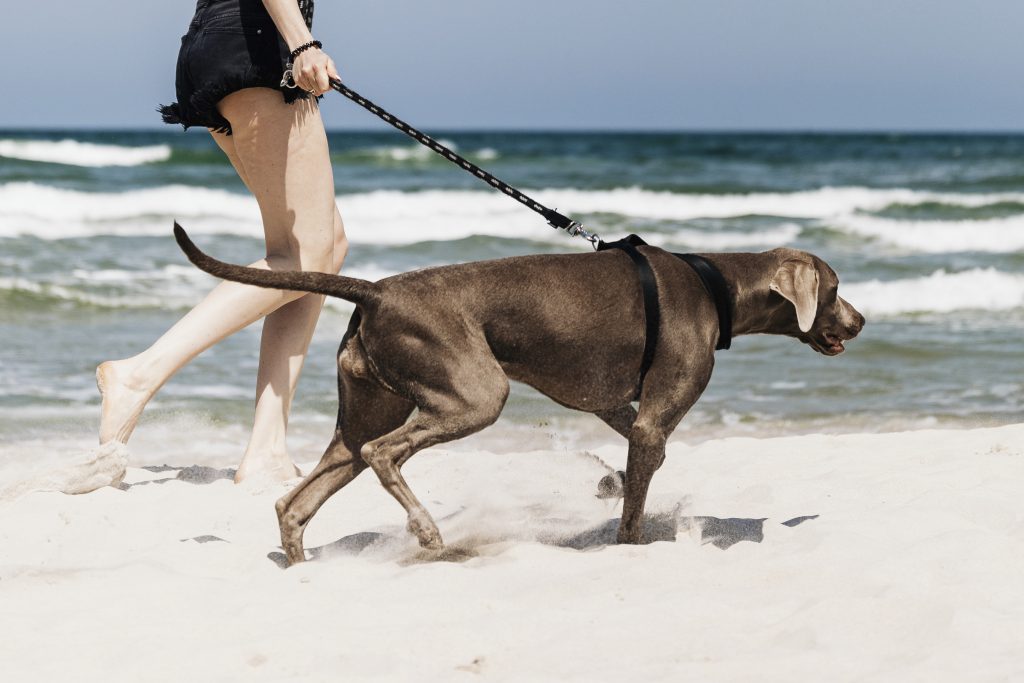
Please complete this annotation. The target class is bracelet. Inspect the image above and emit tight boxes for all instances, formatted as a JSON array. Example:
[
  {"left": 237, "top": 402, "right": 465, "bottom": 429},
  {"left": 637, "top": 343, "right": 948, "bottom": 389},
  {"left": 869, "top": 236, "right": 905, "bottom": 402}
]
[{"left": 289, "top": 40, "right": 322, "bottom": 60}]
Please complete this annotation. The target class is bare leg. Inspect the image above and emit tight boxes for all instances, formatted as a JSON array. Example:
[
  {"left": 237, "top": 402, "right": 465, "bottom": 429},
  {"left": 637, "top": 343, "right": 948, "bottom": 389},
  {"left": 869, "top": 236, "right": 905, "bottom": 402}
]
[
  {"left": 237, "top": 207, "right": 348, "bottom": 482},
  {"left": 211, "top": 129, "right": 348, "bottom": 482},
  {"left": 97, "top": 88, "right": 343, "bottom": 482}
]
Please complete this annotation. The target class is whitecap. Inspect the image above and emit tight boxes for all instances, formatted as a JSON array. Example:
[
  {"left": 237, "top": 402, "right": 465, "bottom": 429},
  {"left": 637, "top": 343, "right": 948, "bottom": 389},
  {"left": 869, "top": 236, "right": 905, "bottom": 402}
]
[
  {"left": 0, "top": 139, "right": 171, "bottom": 167},
  {"left": 365, "top": 138, "right": 459, "bottom": 162},
  {"left": 828, "top": 214, "right": 1024, "bottom": 253},
  {"left": 5, "top": 182, "right": 1024, "bottom": 252},
  {"left": 842, "top": 268, "right": 1024, "bottom": 316}
]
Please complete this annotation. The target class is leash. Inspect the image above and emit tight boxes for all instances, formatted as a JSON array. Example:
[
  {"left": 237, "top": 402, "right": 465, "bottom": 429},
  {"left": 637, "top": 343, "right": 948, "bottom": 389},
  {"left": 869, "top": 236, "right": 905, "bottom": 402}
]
[
  {"left": 280, "top": 72, "right": 603, "bottom": 248},
  {"left": 280, "top": 73, "right": 733, "bottom": 388}
]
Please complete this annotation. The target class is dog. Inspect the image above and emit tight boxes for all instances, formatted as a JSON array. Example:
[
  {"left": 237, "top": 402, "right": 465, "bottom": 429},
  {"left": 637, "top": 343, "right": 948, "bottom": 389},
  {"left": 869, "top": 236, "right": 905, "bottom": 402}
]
[{"left": 173, "top": 224, "right": 864, "bottom": 565}]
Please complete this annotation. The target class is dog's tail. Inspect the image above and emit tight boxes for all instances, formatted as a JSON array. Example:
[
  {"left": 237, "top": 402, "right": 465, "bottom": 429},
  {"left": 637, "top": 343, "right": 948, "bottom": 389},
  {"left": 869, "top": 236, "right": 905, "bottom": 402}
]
[{"left": 173, "top": 223, "right": 380, "bottom": 307}]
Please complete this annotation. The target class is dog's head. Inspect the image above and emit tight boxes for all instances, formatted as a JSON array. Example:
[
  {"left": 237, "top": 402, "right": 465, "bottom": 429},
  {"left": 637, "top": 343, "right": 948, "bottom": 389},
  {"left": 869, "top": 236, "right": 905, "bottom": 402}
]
[{"left": 767, "top": 251, "right": 865, "bottom": 356}]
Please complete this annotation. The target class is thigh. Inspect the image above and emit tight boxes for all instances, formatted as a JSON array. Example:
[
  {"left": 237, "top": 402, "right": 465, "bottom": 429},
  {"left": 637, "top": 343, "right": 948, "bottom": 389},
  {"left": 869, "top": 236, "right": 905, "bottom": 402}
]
[
  {"left": 209, "top": 130, "right": 253, "bottom": 192},
  {"left": 217, "top": 87, "right": 335, "bottom": 258}
]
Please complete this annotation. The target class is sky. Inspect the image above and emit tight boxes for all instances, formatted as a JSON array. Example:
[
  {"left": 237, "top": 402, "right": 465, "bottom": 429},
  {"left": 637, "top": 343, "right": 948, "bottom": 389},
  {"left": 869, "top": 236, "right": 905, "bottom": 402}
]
[{"left": 1, "top": 0, "right": 1022, "bottom": 130}]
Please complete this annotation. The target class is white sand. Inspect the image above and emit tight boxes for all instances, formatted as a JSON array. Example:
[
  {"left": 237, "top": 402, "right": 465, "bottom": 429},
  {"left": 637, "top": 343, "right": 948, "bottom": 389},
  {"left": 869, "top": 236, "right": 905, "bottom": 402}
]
[{"left": 1, "top": 424, "right": 1022, "bottom": 682}]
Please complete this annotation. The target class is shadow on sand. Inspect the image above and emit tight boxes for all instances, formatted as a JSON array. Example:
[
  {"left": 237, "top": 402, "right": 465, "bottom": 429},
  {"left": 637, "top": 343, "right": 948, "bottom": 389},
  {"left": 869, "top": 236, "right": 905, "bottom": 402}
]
[
  {"left": 122, "top": 465, "right": 237, "bottom": 489},
  {"left": 265, "top": 513, "right": 819, "bottom": 568}
]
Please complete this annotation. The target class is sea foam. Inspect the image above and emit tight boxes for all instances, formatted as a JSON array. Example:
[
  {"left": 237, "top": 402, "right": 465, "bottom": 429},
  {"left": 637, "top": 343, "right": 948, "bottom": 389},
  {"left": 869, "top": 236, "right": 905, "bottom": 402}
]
[
  {"left": 843, "top": 268, "right": 1024, "bottom": 316},
  {"left": 0, "top": 139, "right": 172, "bottom": 167},
  {"left": 3, "top": 182, "right": 1024, "bottom": 253},
  {"left": 829, "top": 214, "right": 1024, "bottom": 253}
]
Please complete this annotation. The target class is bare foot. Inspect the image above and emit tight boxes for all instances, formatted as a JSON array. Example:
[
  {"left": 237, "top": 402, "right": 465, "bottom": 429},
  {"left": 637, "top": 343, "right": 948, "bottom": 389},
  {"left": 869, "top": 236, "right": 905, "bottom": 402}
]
[
  {"left": 234, "top": 455, "right": 302, "bottom": 485},
  {"left": 96, "top": 360, "right": 153, "bottom": 444}
]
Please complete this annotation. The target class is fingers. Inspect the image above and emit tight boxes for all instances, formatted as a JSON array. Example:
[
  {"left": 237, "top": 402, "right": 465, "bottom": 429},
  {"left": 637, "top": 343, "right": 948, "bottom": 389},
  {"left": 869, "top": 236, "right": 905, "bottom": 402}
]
[
  {"left": 294, "top": 52, "right": 338, "bottom": 95},
  {"left": 314, "top": 65, "right": 330, "bottom": 94}
]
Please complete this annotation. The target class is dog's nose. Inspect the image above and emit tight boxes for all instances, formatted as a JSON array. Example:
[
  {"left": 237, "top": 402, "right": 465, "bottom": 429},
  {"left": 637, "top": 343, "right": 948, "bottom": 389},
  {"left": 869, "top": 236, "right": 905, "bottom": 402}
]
[{"left": 846, "top": 311, "right": 865, "bottom": 338}]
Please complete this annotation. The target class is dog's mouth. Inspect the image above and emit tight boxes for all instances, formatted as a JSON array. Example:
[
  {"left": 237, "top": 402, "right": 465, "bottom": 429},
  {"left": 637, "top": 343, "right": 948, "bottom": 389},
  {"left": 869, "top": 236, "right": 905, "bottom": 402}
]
[{"left": 805, "top": 331, "right": 848, "bottom": 356}]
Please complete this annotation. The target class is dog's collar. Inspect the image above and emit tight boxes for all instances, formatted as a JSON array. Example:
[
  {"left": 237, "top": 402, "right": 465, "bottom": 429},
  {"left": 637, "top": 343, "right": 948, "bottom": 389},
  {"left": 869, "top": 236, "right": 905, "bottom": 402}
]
[{"left": 673, "top": 253, "right": 733, "bottom": 351}]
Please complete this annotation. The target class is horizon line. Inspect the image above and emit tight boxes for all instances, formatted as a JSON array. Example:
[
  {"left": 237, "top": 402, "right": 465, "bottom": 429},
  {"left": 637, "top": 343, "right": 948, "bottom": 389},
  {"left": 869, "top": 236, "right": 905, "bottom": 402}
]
[{"left": 2, "top": 125, "right": 1024, "bottom": 136}]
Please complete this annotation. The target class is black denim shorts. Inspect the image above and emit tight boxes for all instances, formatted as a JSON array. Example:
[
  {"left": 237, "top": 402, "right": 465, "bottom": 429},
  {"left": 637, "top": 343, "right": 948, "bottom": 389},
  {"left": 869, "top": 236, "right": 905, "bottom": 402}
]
[{"left": 159, "top": 0, "right": 316, "bottom": 134}]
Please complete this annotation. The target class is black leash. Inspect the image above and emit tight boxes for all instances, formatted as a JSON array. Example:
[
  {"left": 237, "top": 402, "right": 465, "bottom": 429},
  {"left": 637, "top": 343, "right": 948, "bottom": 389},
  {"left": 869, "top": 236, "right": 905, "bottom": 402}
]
[
  {"left": 281, "top": 75, "right": 735, "bottom": 388},
  {"left": 325, "top": 78, "right": 602, "bottom": 248}
]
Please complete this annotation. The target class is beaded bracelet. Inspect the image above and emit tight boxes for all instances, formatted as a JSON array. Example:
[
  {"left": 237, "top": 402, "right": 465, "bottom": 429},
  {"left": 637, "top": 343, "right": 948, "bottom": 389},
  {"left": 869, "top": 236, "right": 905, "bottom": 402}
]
[{"left": 289, "top": 40, "right": 322, "bottom": 60}]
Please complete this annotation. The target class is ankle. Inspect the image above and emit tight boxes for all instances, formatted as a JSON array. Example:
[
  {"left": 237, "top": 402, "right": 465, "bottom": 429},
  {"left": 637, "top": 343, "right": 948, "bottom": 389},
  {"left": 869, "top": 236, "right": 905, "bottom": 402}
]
[{"left": 111, "top": 356, "right": 160, "bottom": 394}]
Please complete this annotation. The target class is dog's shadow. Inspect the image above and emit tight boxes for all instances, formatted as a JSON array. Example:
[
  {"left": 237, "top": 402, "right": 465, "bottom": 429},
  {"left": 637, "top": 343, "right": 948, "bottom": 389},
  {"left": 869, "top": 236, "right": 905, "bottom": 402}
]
[
  {"left": 122, "top": 465, "right": 237, "bottom": 489},
  {"left": 265, "top": 513, "right": 819, "bottom": 568},
  {"left": 550, "top": 513, "right": 818, "bottom": 550}
]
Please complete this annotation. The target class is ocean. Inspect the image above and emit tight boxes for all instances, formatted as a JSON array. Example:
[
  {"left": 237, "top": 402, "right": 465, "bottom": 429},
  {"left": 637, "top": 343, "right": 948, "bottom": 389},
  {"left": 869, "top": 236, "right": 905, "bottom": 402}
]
[{"left": 1, "top": 129, "right": 1022, "bottom": 474}]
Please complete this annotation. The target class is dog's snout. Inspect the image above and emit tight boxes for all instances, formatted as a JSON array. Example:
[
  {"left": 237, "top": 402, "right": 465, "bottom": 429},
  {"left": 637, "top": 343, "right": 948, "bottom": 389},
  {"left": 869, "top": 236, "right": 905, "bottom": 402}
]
[
  {"left": 845, "top": 310, "right": 865, "bottom": 338},
  {"left": 854, "top": 310, "right": 866, "bottom": 332}
]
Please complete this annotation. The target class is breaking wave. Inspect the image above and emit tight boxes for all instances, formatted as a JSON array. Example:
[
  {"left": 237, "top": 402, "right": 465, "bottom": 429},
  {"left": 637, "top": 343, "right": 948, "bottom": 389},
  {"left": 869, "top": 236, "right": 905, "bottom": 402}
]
[
  {"left": 843, "top": 268, "right": 1024, "bottom": 316},
  {"left": 828, "top": 214, "right": 1024, "bottom": 253},
  {"left": 3, "top": 182, "right": 1024, "bottom": 253},
  {"left": 0, "top": 139, "right": 171, "bottom": 167}
]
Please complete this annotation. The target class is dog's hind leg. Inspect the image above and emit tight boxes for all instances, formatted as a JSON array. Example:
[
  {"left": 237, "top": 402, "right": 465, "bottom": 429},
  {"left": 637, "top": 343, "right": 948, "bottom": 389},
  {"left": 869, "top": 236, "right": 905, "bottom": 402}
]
[
  {"left": 276, "top": 434, "right": 367, "bottom": 565},
  {"left": 361, "top": 368, "right": 510, "bottom": 550},
  {"left": 275, "top": 345, "right": 414, "bottom": 565}
]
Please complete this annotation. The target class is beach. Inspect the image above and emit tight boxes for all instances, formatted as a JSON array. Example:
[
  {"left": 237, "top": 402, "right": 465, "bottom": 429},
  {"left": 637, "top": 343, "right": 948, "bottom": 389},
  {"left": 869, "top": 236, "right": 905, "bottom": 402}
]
[
  {"left": 1, "top": 130, "right": 1023, "bottom": 680},
  {"left": 2, "top": 424, "right": 1022, "bottom": 681}
]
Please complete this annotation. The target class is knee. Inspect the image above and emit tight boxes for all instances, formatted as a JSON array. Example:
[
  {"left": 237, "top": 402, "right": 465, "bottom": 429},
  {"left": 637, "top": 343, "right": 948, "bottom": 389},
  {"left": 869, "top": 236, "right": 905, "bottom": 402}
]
[
  {"left": 331, "top": 228, "right": 349, "bottom": 274},
  {"left": 628, "top": 422, "right": 667, "bottom": 454},
  {"left": 267, "top": 235, "right": 334, "bottom": 274}
]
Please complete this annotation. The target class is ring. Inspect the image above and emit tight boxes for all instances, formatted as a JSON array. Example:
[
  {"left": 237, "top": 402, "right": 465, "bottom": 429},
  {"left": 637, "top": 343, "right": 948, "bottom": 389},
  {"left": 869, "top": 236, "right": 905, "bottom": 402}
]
[{"left": 307, "top": 87, "right": 316, "bottom": 94}]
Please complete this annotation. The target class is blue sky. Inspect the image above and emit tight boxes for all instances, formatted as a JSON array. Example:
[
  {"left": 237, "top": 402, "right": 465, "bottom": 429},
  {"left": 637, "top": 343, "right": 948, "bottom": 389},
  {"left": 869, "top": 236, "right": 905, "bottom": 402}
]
[{"left": 2, "top": 0, "right": 1022, "bottom": 130}]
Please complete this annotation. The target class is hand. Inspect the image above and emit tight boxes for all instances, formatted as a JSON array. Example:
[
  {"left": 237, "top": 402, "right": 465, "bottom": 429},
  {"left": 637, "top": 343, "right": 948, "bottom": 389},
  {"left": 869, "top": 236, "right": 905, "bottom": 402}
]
[{"left": 292, "top": 47, "right": 339, "bottom": 95}]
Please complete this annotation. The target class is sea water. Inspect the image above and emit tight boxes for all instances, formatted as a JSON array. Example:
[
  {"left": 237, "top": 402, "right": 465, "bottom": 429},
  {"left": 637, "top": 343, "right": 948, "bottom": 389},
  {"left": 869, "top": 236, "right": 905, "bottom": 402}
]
[{"left": 1, "top": 130, "right": 1021, "bottom": 472}]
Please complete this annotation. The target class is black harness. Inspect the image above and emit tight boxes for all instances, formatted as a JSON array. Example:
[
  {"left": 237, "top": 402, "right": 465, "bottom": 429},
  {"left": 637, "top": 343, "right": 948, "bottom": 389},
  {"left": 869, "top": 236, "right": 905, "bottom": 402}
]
[
  {"left": 598, "top": 234, "right": 733, "bottom": 386},
  {"left": 315, "top": 80, "right": 734, "bottom": 387}
]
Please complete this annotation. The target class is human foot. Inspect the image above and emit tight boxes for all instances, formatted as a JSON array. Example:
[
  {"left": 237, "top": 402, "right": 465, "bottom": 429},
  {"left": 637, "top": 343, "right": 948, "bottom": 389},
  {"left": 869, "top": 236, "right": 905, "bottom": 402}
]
[
  {"left": 96, "top": 360, "right": 154, "bottom": 444},
  {"left": 234, "top": 455, "right": 302, "bottom": 485}
]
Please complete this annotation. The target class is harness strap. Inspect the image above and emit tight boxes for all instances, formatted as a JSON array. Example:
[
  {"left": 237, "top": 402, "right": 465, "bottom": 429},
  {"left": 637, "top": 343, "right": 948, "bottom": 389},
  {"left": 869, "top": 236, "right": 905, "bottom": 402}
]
[
  {"left": 674, "top": 254, "right": 733, "bottom": 351},
  {"left": 598, "top": 235, "right": 734, "bottom": 390},
  {"left": 597, "top": 235, "right": 661, "bottom": 386}
]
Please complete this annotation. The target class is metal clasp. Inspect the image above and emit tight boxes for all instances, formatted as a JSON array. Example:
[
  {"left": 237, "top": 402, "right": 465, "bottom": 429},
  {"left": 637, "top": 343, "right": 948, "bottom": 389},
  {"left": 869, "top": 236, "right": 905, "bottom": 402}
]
[
  {"left": 565, "top": 221, "right": 602, "bottom": 250},
  {"left": 280, "top": 63, "right": 297, "bottom": 89}
]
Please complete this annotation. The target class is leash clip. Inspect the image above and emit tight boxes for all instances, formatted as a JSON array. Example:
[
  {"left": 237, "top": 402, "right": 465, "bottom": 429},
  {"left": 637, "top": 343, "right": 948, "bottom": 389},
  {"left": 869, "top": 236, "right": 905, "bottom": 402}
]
[
  {"left": 564, "top": 221, "right": 602, "bottom": 250},
  {"left": 280, "top": 63, "right": 297, "bottom": 89}
]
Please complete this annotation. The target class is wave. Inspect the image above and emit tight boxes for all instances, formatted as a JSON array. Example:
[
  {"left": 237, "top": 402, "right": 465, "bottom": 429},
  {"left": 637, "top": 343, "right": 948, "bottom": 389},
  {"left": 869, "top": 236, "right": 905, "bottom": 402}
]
[
  {"left": 843, "top": 268, "right": 1024, "bottom": 316},
  {"left": 0, "top": 139, "right": 171, "bottom": 167},
  {"left": 828, "top": 214, "right": 1024, "bottom": 253},
  {"left": 0, "top": 263, "right": 397, "bottom": 311},
  {"left": 0, "top": 183, "right": 800, "bottom": 248},
  {"left": 4, "top": 182, "right": 1024, "bottom": 252},
  {"left": 337, "top": 140, "right": 498, "bottom": 164}
]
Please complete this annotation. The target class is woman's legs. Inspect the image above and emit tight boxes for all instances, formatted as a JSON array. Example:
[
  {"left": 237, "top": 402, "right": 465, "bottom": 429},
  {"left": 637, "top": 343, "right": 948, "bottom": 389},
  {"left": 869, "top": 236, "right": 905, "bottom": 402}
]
[
  {"left": 98, "top": 88, "right": 346, "bottom": 482},
  {"left": 207, "top": 114, "right": 348, "bottom": 481}
]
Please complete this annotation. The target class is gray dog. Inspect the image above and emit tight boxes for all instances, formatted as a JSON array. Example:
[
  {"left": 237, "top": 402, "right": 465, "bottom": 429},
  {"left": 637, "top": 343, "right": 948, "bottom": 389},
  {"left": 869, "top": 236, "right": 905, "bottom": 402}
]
[{"left": 173, "top": 224, "right": 864, "bottom": 565}]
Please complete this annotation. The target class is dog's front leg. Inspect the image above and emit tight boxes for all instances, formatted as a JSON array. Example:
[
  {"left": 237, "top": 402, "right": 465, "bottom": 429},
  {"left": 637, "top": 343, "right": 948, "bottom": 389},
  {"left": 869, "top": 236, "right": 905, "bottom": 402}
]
[
  {"left": 617, "top": 421, "right": 669, "bottom": 544},
  {"left": 617, "top": 364, "right": 713, "bottom": 544}
]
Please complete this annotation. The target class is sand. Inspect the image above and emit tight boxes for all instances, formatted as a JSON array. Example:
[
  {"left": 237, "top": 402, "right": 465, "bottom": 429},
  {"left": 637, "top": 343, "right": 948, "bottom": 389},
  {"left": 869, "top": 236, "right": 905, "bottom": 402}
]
[{"left": 1, "top": 424, "right": 1022, "bottom": 682}]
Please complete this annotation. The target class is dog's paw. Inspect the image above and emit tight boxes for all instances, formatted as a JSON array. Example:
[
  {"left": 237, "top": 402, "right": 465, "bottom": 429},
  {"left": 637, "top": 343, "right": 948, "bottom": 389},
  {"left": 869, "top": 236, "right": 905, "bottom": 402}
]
[
  {"left": 407, "top": 510, "right": 444, "bottom": 550},
  {"left": 596, "top": 470, "right": 626, "bottom": 499}
]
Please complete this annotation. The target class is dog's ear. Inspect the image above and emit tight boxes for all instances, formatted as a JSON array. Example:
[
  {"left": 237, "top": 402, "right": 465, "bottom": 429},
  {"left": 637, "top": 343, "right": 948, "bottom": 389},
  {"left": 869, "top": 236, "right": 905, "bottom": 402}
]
[{"left": 770, "top": 260, "right": 819, "bottom": 332}]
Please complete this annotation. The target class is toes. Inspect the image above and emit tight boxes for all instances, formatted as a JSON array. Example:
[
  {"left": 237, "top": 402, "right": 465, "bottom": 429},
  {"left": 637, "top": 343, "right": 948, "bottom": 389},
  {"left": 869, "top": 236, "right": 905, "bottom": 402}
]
[{"left": 407, "top": 512, "right": 443, "bottom": 549}]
